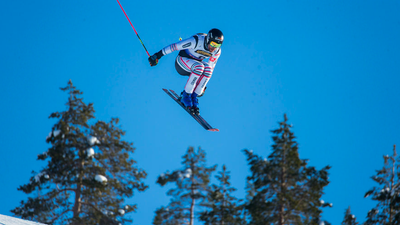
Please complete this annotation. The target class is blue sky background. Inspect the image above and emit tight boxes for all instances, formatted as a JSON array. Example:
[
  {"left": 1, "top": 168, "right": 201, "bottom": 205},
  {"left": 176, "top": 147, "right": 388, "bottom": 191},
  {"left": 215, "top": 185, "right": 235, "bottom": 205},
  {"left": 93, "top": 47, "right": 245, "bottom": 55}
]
[{"left": 1, "top": 0, "right": 399, "bottom": 224}]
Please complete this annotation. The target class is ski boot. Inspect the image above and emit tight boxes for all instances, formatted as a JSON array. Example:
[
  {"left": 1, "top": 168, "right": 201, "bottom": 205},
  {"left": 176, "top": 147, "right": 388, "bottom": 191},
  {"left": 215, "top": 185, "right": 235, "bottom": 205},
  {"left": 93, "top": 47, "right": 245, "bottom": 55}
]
[
  {"left": 191, "top": 92, "right": 200, "bottom": 115},
  {"left": 180, "top": 91, "right": 193, "bottom": 109}
]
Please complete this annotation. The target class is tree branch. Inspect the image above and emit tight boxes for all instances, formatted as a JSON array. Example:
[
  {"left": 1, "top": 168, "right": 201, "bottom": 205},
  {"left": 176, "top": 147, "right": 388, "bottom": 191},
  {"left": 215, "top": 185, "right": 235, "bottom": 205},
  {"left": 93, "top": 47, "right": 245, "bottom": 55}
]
[{"left": 49, "top": 209, "right": 72, "bottom": 224}]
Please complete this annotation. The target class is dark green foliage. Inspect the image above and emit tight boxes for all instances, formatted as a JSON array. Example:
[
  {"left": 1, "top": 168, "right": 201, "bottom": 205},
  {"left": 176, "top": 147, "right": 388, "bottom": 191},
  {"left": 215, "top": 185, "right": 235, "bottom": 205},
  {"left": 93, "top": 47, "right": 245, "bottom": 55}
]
[
  {"left": 341, "top": 207, "right": 359, "bottom": 225},
  {"left": 244, "top": 114, "right": 331, "bottom": 225},
  {"left": 364, "top": 145, "right": 400, "bottom": 225},
  {"left": 153, "top": 147, "right": 216, "bottom": 225},
  {"left": 199, "top": 165, "right": 246, "bottom": 225},
  {"left": 11, "top": 80, "right": 148, "bottom": 225}
]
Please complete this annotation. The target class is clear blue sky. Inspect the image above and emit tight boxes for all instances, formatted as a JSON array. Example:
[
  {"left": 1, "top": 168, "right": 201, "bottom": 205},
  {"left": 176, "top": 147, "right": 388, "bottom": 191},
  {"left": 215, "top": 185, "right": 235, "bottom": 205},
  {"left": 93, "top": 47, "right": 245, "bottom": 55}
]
[{"left": 1, "top": 0, "right": 399, "bottom": 224}]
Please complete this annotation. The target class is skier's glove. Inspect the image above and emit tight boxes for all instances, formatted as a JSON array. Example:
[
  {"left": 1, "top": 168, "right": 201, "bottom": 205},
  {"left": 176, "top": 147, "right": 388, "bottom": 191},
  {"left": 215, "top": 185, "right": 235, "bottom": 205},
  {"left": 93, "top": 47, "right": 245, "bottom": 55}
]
[
  {"left": 148, "top": 51, "right": 164, "bottom": 67},
  {"left": 148, "top": 54, "right": 158, "bottom": 66}
]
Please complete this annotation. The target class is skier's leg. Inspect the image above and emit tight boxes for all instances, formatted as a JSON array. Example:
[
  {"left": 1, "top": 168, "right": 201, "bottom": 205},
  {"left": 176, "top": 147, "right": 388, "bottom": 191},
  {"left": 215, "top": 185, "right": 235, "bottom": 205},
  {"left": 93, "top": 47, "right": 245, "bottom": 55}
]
[
  {"left": 175, "top": 56, "right": 205, "bottom": 108},
  {"left": 184, "top": 63, "right": 204, "bottom": 94},
  {"left": 193, "top": 63, "right": 212, "bottom": 96},
  {"left": 190, "top": 63, "right": 212, "bottom": 115}
]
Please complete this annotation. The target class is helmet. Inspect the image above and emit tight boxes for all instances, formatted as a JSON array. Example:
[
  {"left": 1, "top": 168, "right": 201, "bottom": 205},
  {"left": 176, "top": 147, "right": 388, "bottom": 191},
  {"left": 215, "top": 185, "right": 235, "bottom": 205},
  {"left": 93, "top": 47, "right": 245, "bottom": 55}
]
[{"left": 206, "top": 28, "right": 224, "bottom": 48}]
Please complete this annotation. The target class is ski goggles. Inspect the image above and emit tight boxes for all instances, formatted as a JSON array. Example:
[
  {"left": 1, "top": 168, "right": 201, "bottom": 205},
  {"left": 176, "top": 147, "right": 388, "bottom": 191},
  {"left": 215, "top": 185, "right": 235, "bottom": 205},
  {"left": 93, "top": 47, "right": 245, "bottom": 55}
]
[{"left": 209, "top": 41, "right": 221, "bottom": 48}]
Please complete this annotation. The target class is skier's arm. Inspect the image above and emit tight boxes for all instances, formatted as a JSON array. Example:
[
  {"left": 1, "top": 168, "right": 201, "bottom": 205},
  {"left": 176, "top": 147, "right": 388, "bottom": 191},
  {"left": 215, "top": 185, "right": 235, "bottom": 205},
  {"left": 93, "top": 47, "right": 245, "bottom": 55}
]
[
  {"left": 148, "top": 36, "right": 197, "bottom": 66},
  {"left": 160, "top": 36, "right": 197, "bottom": 56}
]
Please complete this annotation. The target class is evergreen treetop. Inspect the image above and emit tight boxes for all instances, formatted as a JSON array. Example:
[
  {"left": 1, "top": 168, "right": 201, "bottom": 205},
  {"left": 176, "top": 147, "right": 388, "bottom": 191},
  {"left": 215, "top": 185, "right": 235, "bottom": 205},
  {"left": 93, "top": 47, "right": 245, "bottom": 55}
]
[
  {"left": 364, "top": 145, "right": 400, "bottom": 225},
  {"left": 153, "top": 146, "right": 216, "bottom": 225},
  {"left": 244, "top": 114, "right": 331, "bottom": 225},
  {"left": 341, "top": 206, "right": 359, "bottom": 225},
  {"left": 199, "top": 164, "right": 246, "bottom": 225}
]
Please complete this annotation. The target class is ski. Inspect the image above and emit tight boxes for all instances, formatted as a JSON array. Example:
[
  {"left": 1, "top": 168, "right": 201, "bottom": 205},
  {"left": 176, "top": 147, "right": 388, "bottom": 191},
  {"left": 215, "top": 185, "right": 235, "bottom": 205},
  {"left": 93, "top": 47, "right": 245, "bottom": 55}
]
[{"left": 162, "top": 89, "right": 219, "bottom": 132}]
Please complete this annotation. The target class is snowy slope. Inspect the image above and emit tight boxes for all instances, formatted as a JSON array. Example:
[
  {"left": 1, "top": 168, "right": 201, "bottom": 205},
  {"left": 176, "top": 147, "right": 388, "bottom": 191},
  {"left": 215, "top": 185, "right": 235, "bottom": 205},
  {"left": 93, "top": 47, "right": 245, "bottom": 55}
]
[{"left": 0, "top": 214, "right": 46, "bottom": 225}]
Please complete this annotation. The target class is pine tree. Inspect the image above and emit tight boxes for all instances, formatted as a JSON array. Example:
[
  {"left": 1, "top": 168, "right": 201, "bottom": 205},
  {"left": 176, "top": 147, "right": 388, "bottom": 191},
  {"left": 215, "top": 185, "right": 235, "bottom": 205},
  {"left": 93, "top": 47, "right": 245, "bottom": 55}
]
[
  {"left": 364, "top": 145, "right": 400, "bottom": 224},
  {"left": 244, "top": 114, "right": 331, "bottom": 225},
  {"left": 199, "top": 165, "right": 246, "bottom": 225},
  {"left": 11, "top": 80, "right": 148, "bottom": 225},
  {"left": 153, "top": 146, "right": 216, "bottom": 225},
  {"left": 341, "top": 207, "right": 359, "bottom": 225}
]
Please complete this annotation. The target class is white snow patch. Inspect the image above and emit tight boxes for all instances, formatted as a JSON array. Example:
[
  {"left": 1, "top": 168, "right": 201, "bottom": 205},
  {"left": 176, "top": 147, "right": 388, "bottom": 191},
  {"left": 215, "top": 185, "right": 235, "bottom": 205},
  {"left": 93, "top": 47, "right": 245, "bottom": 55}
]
[
  {"left": 86, "top": 148, "right": 95, "bottom": 158},
  {"left": 184, "top": 168, "right": 192, "bottom": 178},
  {"left": 47, "top": 130, "right": 61, "bottom": 139},
  {"left": 118, "top": 209, "right": 125, "bottom": 215},
  {"left": 88, "top": 136, "right": 100, "bottom": 145},
  {"left": 34, "top": 172, "right": 48, "bottom": 183},
  {"left": 95, "top": 175, "right": 108, "bottom": 184},
  {"left": 0, "top": 214, "right": 47, "bottom": 224},
  {"left": 320, "top": 200, "right": 324, "bottom": 204}
]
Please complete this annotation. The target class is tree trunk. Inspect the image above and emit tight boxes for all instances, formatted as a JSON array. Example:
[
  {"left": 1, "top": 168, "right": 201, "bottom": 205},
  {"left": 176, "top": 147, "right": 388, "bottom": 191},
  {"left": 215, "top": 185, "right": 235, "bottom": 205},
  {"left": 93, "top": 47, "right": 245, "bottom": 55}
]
[
  {"left": 279, "top": 146, "right": 287, "bottom": 225},
  {"left": 72, "top": 160, "right": 84, "bottom": 221},
  {"left": 190, "top": 173, "right": 195, "bottom": 225},
  {"left": 73, "top": 183, "right": 82, "bottom": 217},
  {"left": 190, "top": 189, "right": 195, "bottom": 225}
]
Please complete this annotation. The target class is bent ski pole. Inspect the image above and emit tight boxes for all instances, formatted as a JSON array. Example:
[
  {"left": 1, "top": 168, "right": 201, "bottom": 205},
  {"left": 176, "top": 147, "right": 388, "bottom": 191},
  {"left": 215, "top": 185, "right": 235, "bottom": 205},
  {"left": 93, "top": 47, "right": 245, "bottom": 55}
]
[{"left": 116, "top": 0, "right": 151, "bottom": 57}]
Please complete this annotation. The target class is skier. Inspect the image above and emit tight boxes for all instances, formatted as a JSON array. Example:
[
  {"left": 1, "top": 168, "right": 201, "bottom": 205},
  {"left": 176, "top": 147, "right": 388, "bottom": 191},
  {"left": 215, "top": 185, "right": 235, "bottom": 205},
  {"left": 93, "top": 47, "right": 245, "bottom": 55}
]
[{"left": 148, "top": 28, "right": 224, "bottom": 115}]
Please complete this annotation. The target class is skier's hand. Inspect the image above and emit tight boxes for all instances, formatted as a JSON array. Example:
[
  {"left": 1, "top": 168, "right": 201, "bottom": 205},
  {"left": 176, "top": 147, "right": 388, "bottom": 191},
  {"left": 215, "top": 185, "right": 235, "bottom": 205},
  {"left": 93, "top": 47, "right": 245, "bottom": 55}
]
[{"left": 148, "top": 54, "right": 159, "bottom": 66}]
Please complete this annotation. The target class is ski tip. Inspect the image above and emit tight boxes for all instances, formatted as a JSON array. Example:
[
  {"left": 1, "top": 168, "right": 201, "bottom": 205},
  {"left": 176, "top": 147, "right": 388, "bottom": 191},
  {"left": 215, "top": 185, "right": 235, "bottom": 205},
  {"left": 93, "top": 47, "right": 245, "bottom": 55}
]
[{"left": 208, "top": 128, "right": 220, "bottom": 132}]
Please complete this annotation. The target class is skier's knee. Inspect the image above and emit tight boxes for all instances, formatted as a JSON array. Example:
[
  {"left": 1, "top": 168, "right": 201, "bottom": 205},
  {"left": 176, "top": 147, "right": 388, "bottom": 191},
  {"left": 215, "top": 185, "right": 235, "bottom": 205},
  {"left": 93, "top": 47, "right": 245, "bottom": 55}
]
[
  {"left": 203, "top": 66, "right": 213, "bottom": 78},
  {"left": 192, "top": 63, "right": 205, "bottom": 75}
]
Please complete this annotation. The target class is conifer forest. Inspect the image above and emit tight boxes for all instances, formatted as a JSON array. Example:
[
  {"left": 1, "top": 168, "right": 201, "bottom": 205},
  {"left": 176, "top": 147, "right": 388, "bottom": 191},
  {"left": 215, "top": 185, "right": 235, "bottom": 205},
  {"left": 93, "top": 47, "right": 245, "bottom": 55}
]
[{"left": 9, "top": 81, "right": 399, "bottom": 225}]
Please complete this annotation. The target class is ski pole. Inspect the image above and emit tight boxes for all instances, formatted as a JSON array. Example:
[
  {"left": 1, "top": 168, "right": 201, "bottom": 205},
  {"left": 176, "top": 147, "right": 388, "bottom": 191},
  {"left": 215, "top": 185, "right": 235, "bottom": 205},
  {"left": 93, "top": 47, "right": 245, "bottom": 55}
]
[{"left": 116, "top": 0, "right": 151, "bottom": 57}]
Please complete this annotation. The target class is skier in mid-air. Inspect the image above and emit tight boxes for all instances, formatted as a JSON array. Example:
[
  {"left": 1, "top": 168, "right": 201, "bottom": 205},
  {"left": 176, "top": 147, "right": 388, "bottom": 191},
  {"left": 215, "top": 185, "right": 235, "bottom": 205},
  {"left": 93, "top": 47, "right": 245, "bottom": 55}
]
[{"left": 148, "top": 28, "right": 224, "bottom": 115}]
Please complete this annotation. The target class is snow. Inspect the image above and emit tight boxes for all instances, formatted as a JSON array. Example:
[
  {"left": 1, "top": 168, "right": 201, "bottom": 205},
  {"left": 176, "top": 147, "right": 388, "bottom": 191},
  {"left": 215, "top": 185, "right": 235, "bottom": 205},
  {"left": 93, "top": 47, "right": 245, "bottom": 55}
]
[
  {"left": 95, "top": 175, "right": 107, "bottom": 184},
  {"left": 118, "top": 209, "right": 125, "bottom": 215},
  {"left": 86, "top": 148, "right": 94, "bottom": 158},
  {"left": 0, "top": 214, "right": 47, "bottom": 225},
  {"left": 87, "top": 136, "right": 100, "bottom": 145},
  {"left": 184, "top": 168, "right": 192, "bottom": 178},
  {"left": 46, "top": 130, "right": 61, "bottom": 139},
  {"left": 34, "top": 172, "right": 48, "bottom": 183}
]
